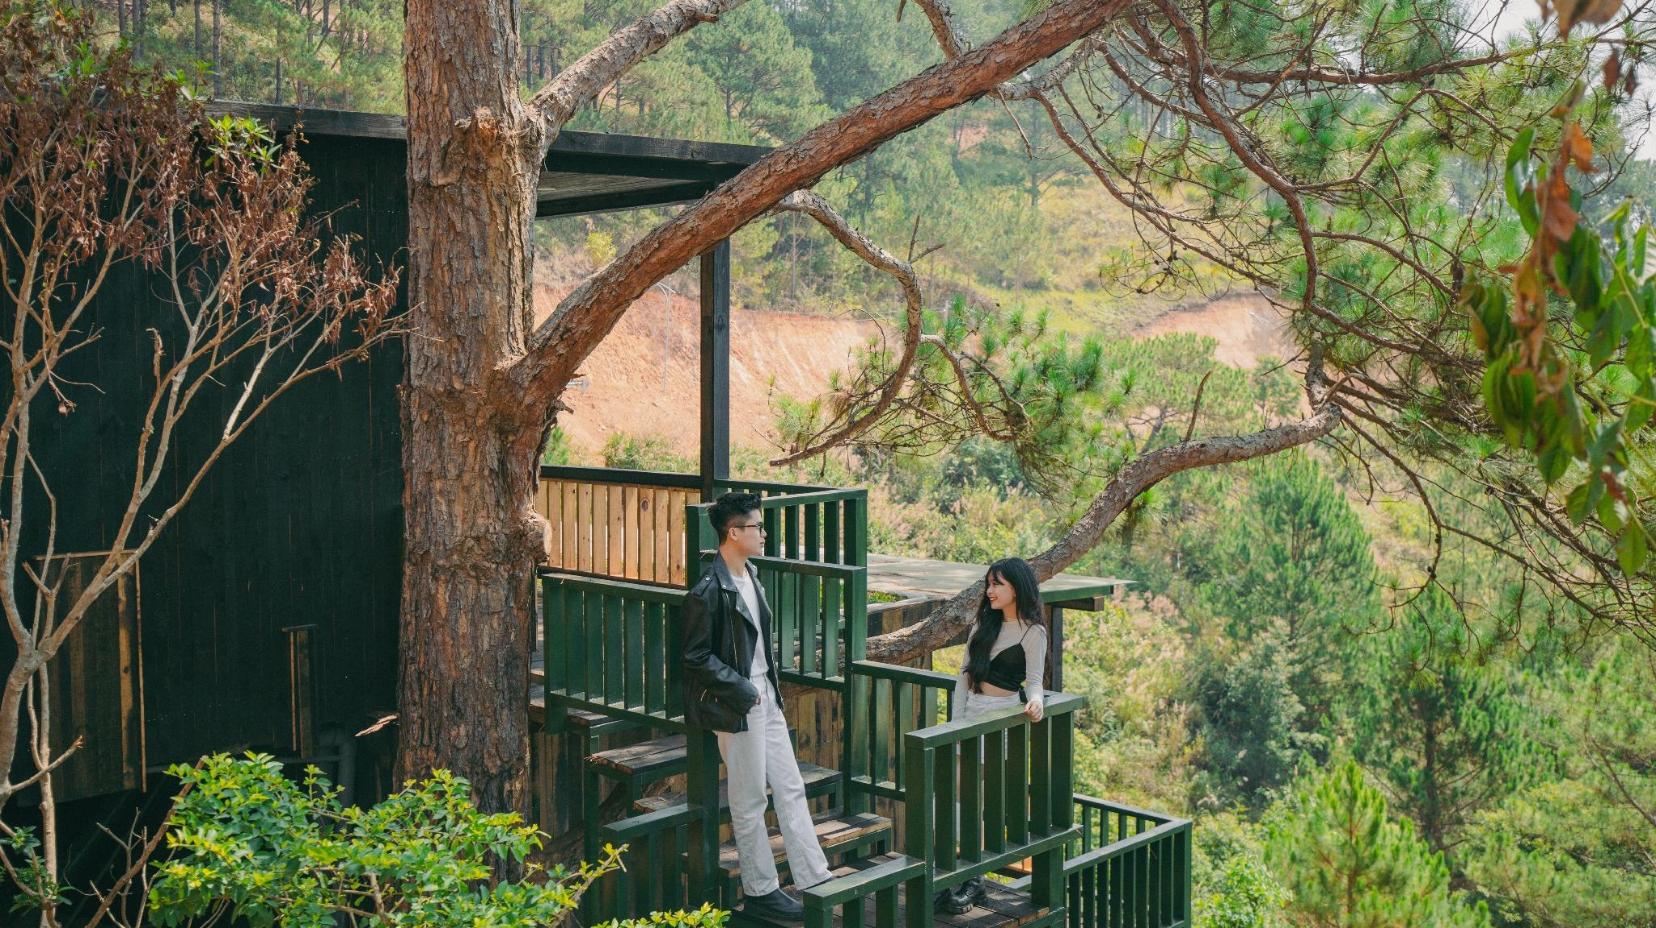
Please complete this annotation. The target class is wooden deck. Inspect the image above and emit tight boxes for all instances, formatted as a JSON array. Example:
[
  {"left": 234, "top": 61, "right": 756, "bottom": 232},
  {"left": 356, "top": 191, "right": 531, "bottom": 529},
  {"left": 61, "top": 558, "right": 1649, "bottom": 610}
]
[{"left": 866, "top": 554, "right": 1130, "bottom": 610}]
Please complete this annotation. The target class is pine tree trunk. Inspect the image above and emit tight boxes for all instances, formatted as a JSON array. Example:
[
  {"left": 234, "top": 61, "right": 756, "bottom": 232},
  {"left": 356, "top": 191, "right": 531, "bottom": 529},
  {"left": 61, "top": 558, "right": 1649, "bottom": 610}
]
[{"left": 399, "top": 0, "right": 546, "bottom": 818}]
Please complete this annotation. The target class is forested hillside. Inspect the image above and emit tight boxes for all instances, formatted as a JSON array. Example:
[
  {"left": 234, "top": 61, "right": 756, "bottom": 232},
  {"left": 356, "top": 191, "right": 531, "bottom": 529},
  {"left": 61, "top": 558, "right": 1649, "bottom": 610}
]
[
  {"left": 100, "top": 0, "right": 1225, "bottom": 326},
  {"left": 100, "top": 1, "right": 1656, "bottom": 924}
]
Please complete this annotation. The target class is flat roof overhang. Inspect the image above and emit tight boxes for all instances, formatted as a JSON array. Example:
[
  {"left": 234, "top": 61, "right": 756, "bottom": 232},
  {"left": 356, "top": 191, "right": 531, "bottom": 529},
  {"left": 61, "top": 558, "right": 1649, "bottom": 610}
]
[{"left": 210, "top": 102, "right": 770, "bottom": 217}]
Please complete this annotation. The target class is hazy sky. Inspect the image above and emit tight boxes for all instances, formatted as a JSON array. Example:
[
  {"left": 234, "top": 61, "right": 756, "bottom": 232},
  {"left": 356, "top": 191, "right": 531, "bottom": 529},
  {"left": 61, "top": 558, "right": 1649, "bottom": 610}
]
[{"left": 1489, "top": 2, "right": 1655, "bottom": 161}]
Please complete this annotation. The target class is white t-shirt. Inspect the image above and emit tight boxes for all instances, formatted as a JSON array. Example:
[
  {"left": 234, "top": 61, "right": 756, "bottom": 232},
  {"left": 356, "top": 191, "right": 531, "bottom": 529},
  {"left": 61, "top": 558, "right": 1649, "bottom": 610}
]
[{"left": 730, "top": 568, "right": 769, "bottom": 676}]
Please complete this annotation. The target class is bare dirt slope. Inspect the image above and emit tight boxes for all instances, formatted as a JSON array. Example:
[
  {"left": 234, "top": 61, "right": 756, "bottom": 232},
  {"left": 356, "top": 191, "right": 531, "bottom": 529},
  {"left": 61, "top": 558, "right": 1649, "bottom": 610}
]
[
  {"left": 1131, "top": 292, "right": 1296, "bottom": 368},
  {"left": 538, "top": 285, "right": 1292, "bottom": 459},
  {"left": 535, "top": 283, "right": 875, "bottom": 457}
]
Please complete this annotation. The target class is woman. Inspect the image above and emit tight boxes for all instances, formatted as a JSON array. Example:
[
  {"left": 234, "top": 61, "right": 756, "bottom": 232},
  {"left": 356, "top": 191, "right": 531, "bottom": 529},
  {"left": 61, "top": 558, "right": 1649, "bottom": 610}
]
[{"left": 936, "top": 557, "right": 1049, "bottom": 915}]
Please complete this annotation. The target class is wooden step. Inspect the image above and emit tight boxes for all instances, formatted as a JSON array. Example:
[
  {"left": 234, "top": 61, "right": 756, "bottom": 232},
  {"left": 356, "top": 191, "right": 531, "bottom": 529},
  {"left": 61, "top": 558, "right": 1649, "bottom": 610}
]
[
  {"left": 718, "top": 812, "right": 891, "bottom": 884},
  {"left": 588, "top": 733, "right": 689, "bottom": 779},
  {"left": 632, "top": 761, "right": 841, "bottom": 816},
  {"left": 729, "top": 853, "right": 1051, "bottom": 928},
  {"left": 532, "top": 684, "right": 635, "bottom": 730}
]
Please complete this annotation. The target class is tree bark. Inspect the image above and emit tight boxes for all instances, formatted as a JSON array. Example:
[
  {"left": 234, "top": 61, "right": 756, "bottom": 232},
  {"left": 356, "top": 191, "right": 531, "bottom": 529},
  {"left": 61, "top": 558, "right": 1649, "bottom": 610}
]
[{"left": 398, "top": 0, "right": 546, "bottom": 816}]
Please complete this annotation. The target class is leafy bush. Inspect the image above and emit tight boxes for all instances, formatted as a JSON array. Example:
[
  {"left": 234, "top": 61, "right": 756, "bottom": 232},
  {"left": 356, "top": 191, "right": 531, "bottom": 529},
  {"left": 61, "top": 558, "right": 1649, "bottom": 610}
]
[
  {"left": 148, "top": 753, "right": 725, "bottom": 928},
  {"left": 602, "top": 434, "right": 696, "bottom": 473}
]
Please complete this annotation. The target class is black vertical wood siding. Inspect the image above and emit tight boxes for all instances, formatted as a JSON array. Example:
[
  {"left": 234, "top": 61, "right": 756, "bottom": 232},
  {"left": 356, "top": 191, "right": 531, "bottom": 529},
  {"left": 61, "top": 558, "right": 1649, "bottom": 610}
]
[{"left": 19, "top": 132, "right": 407, "bottom": 778}]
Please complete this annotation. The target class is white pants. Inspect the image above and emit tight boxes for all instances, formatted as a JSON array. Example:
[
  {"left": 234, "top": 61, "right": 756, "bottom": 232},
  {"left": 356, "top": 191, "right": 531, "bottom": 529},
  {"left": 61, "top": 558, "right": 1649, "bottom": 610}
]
[
  {"left": 716, "top": 672, "right": 833, "bottom": 897},
  {"left": 950, "top": 689, "right": 1024, "bottom": 884},
  {"left": 958, "top": 691, "right": 1023, "bottom": 722}
]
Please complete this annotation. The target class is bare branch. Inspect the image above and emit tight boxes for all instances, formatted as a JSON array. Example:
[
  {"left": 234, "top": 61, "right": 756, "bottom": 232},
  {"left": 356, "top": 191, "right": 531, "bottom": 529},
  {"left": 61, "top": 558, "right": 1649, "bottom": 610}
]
[
  {"left": 868, "top": 364, "right": 1343, "bottom": 664},
  {"left": 766, "top": 191, "right": 925, "bottom": 466},
  {"left": 529, "top": 0, "right": 750, "bottom": 143}
]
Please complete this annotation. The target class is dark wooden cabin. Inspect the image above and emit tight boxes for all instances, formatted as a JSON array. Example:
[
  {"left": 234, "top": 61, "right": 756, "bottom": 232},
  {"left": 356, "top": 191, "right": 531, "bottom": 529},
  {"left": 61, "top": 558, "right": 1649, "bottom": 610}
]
[{"left": 22, "top": 104, "right": 1192, "bottom": 928}]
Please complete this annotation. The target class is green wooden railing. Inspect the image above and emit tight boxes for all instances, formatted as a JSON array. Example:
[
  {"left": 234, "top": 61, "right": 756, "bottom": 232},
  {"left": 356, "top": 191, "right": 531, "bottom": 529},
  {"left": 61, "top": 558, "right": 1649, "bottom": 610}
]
[
  {"left": 1060, "top": 798, "right": 1192, "bottom": 928},
  {"left": 844, "top": 660, "right": 956, "bottom": 811},
  {"left": 903, "top": 692, "right": 1084, "bottom": 928},
  {"left": 541, "top": 557, "right": 866, "bottom": 727},
  {"left": 540, "top": 572, "right": 688, "bottom": 732},
  {"left": 803, "top": 691, "right": 1085, "bottom": 928},
  {"left": 803, "top": 854, "right": 925, "bottom": 928},
  {"left": 595, "top": 802, "right": 698, "bottom": 920},
  {"left": 752, "top": 555, "right": 866, "bottom": 688},
  {"left": 691, "top": 488, "right": 868, "bottom": 568}
]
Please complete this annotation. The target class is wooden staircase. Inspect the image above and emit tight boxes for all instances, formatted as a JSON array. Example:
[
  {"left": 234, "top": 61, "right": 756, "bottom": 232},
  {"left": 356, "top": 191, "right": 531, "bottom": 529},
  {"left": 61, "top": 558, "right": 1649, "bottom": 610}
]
[{"left": 531, "top": 466, "right": 1193, "bottom": 928}]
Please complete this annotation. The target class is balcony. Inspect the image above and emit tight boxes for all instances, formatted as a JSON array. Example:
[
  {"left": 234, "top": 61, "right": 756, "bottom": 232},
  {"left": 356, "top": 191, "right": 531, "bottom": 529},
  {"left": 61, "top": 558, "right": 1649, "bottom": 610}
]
[{"left": 530, "top": 465, "right": 1191, "bottom": 928}]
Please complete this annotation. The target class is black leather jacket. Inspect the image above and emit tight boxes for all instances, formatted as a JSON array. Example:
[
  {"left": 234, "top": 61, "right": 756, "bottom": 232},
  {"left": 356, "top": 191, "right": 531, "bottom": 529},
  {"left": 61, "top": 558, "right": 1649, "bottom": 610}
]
[{"left": 681, "top": 557, "right": 783, "bottom": 733}]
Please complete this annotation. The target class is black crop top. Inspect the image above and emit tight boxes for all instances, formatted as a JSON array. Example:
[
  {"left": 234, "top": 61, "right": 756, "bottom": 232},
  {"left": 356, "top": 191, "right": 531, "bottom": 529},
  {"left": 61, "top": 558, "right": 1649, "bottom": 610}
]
[{"left": 983, "top": 643, "right": 1027, "bottom": 691}]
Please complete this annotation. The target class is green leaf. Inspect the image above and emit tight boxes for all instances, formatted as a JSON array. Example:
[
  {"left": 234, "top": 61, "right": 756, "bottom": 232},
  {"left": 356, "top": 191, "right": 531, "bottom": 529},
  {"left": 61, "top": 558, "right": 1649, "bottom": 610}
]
[
  {"left": 1505, "top": 128, "right": 1539, "bottom": 236},
  {"left": 1564, "top": 477, "right": 1602, "bottom": 524},
  {"left": 1628, "top": 378, "right": 1656, "bottom": 432},
  {"left": 1617, "top": 522, "right": 1649, "bottom": 574}
]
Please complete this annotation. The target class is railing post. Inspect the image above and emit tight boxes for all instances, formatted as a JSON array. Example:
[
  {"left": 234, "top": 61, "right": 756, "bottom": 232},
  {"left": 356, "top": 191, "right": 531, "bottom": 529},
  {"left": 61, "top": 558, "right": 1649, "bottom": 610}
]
[
  {"left": 1181, "top": 822, "right": 1194, "bottom": 927},
  {"left": 845, "top": 669, "right": 869, "bottom": 815},
  {"left": 903, "top": 735, "right": 932, "bottom": 928},
  {"left": 1031, "top": 716, "right": 1063, "bottom": 912},
  {"left": 686, "top": 502, "right": 708, "bottom": 579},
  {"left": 847, "top": 490, "right": 867, "bottom": 565},
  {"left": 685, "top": 728, "right": 723, "bottom": 908},
  {"left": 699, "top": 240, "right": 730, "bottom": 502},
  {"left": 541, "top": 577, "right": 568, "bottom": 734}
]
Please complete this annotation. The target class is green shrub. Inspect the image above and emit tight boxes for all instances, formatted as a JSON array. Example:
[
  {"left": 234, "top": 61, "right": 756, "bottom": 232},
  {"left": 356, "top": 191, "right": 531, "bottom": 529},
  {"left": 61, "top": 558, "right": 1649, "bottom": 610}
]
[{"left": 148, "top": 753, "right": 725, "bottom": 928}]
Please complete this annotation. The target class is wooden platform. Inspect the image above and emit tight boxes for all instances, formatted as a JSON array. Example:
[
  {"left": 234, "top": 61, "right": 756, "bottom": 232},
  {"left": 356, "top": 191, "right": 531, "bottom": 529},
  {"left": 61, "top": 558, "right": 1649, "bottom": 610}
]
[
  {"left": 731, "top": 854, "right": 1049, "bottom": 928},
  {"left": 866, "top": 554, "right": 1129, "bottom": 610}
]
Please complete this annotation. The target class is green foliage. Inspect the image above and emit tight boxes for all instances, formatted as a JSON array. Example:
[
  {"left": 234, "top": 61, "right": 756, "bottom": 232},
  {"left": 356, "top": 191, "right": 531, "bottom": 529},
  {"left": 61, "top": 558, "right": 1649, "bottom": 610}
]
[
  {"left": 683, "top": 1, "right": 828, "bottom": 140},
  {"left": 1465, "top": 120, "right": 1656, "bottom": 576},
  {"left": 2, "top": 827, "right": 65, "bottom": 915},
  {"left": 1196, "top": 857, "right": 1290, "bottom": 928},
  {"left": 149, "top": 753, "right": 729, "bottom": 928},
  {"left": 1264, "top": 761, "right": 1492, "bottom": 928},
  {"left": 777, "top": 294, "right": 1126, "bottom": 493},
  {"left": 116, "top": 0, "right": 403, "bottom": 109},
  {"left": 1187, "top": 635, "right": 1318, "bottom": 808},
  {"left": 1183, "top": 453, "right": 1380, "bottom": 724},
  {"left": 601, "top": 433, "right": 695, "bottom": 473},
  {"left": 542, "top": 425, "right": 575, "bottom": 465},
  {"left": 1348, "top": 586, "right": 1538, "bottom": 854},
  {"left": 1461, "top": 643, "right": 1656, "bottom": 927},
  {"left": 1192, "top": 815, "right": 1289, "bottom": 928}
]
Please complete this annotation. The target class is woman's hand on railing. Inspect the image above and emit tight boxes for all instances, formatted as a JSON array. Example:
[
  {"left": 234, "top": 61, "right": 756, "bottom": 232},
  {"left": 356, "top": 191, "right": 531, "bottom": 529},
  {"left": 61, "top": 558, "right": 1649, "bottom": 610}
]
[{"left": 1023, "top": 697, "right": 1044, "bottom": 723}]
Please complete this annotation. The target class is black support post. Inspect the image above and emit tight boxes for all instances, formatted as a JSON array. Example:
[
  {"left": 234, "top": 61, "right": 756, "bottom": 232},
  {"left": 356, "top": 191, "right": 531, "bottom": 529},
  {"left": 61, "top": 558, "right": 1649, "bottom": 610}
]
[
  {"left": 699, "top": 239, "right": 731, "bottom": 501},
  {"left": 1048, "top": 605, "right": 1064, "bottom": 691}
]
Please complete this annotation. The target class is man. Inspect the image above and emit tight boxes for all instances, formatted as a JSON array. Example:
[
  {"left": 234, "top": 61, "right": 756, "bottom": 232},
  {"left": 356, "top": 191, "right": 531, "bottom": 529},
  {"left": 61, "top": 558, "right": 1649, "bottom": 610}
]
[{"left": 681, "top": 492, "right": 833, "bottom": 921}]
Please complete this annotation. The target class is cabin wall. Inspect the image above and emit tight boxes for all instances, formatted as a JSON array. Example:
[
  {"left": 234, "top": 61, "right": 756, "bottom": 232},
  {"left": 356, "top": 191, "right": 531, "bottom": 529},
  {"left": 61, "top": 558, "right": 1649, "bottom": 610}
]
[{"left": 16, "top": 132, "right": 408, "bottom": 798}]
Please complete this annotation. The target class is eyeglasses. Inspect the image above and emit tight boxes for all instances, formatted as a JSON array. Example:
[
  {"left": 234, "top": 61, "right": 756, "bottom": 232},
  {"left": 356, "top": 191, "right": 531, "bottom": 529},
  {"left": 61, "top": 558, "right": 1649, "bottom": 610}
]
[{"left": 733, "top": 522, "right": 767, "bottom": 534}]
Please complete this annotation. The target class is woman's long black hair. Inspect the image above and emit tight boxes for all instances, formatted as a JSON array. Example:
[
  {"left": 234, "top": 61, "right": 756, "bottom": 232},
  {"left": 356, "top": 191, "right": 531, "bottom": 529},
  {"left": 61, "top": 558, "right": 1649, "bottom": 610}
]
[{"left": 964, "top": 557, "right": 1046, "bottom": 693}]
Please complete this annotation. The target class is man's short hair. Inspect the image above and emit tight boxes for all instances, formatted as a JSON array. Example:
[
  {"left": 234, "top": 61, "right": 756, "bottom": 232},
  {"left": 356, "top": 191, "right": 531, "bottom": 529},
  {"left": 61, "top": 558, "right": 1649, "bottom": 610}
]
[{"left": 709, "top": 491, "right": 764, "bottom": 542}]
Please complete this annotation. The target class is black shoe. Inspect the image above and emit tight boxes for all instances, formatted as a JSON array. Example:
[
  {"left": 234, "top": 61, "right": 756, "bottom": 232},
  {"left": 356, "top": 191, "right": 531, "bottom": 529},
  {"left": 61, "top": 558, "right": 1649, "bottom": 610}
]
[
  {"left": 933, "top": 887, "right": 972, "bottom": 916},
  {"left": 744, "top": 887, "right": 805, "bottom": 922},
  {"left": 956, "top": 877, "right": 987, "bottom": 906}
]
